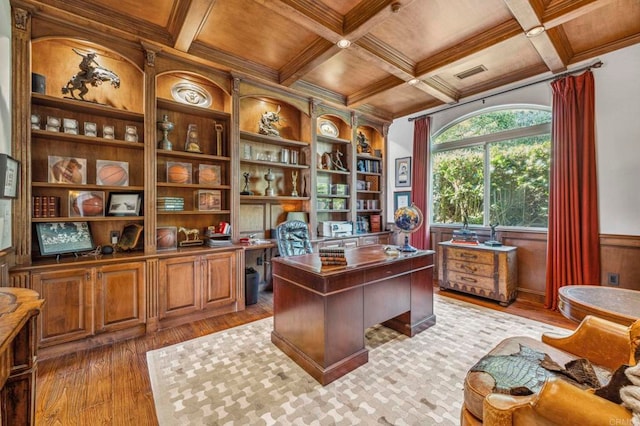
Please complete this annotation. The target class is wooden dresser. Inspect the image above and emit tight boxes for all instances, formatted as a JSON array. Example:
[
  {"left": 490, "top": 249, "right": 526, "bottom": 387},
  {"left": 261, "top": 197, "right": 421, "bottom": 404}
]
[{"left": 438, "top": 241, "right": 517, "bottom": 306}]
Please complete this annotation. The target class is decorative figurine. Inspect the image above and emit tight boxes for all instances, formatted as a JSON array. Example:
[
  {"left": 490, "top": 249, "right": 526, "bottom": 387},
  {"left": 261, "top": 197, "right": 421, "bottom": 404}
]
[
  {"left": 356, "top": 131, "right": 372, "bottom": 154},
  {"left": 291, "top": 170, "right": 299, "bottom": 197},
  {"left": 258, "top": 106, "right": 282, "bottom": 137},
  {"left": 157, "top": 114, "right": 174, "bottom": 150},
  {"left": 178, "top": 226, "right": 203, "bottom": 247},
  {"left": 331, "top": 149, "right": 348, "bottom": 171},
  {"left": 62, "top": 49, "right": 120, "bottom": 102},
  {"left": 485, "top": 222, "right": 502, "bottom": 246},
  {"left": 184, "top": 124, "right": 202, "bottom": 153},
  {"left": 241, "top": 172, "right": 253, "bottom": 195},
  {"left": 264, "top": 168, "right": 275, "bottom": 196}
]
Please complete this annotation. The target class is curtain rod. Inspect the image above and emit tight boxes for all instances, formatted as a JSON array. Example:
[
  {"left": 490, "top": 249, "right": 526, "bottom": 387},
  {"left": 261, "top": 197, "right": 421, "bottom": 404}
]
[{"left": 407, "top": 60, "right": 603, "bottom": 122}]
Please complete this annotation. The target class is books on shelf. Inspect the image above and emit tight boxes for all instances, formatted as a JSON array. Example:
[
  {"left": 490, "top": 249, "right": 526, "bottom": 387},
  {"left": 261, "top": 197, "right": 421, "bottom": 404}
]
[
  {"left": 32, "top": 196, "right": 59, "bottom": 218},
  {"left": 157, "top": 196, "right": 184, "bottom": 212},
  {"left": 319, "top": 247, "right": 347, "bottom": 266}
]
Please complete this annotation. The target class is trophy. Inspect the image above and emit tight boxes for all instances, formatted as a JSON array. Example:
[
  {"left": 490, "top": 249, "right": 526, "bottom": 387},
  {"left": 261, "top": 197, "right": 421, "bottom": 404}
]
[
  {"left": 157, "top": 114, "right": 174, "bottom": 150},
  {"left": 241, "top": 172, "right": 253, "bottom": 195},
  {"left": 291, "top": 170, "right": 299, "bottom": 197},
  {"left": 264, "top": 168, "right": 275, "bottom": 196}
]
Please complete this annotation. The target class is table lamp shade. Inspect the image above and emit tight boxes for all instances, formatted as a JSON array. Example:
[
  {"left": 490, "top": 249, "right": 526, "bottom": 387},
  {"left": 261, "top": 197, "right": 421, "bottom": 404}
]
[{"left": 286, "top": 211, "right": 308, "bottom": 223}]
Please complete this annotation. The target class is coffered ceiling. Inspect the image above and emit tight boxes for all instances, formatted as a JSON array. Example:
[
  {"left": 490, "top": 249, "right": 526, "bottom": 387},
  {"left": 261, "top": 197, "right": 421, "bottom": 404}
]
[{"left": 19, "top": 0, "right": 640, "bottom": 120}]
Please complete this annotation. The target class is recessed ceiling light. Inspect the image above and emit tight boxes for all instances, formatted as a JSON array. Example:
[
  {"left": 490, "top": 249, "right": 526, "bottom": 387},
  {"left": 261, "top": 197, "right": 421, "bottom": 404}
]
[
  {"left": 407, "top": 78, "right": 420, "bottom": 86},
  {"left": 336, "top": 39, "right": 351, "bottom": 49},
  {"left": 525, "top": 25, "right": 545, "bottom": 38}
]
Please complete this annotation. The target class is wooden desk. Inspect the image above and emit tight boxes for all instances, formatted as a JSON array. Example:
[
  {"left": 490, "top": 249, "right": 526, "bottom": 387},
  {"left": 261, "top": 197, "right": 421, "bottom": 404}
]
[
  {"left": 271, "top": 245, "right": 435, "bottom": 385},
  {"left": 558, "top": 285, "right": 639, "bottom": 326},
  {"left": 0, "top": 287, "right": 44, "bottom": 425}
]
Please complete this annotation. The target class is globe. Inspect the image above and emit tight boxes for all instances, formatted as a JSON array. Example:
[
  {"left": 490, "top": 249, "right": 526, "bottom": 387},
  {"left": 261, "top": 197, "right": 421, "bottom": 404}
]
[{"left": 394, "top": 203, "right": 424, "bottom": 252}]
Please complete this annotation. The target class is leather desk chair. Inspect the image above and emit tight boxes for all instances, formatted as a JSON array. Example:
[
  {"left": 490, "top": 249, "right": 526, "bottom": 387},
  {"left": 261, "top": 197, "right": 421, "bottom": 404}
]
[{"left": 275, "top": 220, "right": 313, "bottom": 257}]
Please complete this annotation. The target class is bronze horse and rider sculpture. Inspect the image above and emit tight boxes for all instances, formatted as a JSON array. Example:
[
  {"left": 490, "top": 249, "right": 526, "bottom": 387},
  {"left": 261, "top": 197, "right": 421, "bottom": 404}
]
[{"left": 62, "top": 49, "right": 120, "bottom": 101}]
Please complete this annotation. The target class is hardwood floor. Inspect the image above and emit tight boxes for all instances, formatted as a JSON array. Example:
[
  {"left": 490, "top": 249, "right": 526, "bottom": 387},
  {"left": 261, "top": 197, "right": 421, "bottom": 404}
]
[{"left": 35, "top": 287, "right": 575, "bottom": 425}]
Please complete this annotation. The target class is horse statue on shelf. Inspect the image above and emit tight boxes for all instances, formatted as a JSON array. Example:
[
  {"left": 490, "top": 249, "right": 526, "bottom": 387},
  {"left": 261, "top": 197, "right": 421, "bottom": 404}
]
[
  {"left": 259, "top": 105, "right": 282, "bottom": 137},
  {"left": 178, "top": 227, "right": 200, "bottom": 241},
  {"left": 61, "top": 49, "right": 120, "bottom": 102}
]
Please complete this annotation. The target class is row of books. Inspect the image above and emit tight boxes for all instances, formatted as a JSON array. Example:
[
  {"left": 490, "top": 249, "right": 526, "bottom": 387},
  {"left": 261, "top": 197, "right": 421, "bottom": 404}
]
[
  {"left": 356, "top": 159, "right": 381, "bottom": 173},
  {"left": 32, "top": 196, "right": 60, "bottom": 218},
  {"left": 319, "top": 246, "right": 347, "bottom": 266},
  {"left": 157, "top": 196, "right": 184, "bottom": 212}
]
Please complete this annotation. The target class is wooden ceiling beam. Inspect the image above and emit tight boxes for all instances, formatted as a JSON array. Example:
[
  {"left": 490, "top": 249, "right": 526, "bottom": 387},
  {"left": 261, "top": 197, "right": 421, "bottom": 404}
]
[
  {"left": 258, "top": 0, "right": 344, "bottom": 40},
  {"left": 171, "top": 0, "right": 216, "bottom": 52},
  {"left": 503, "top": 0, "right": 567, "bottom": 72},
  {"left": 279, "top": 38, "right": 340, "bottom": 86},
  {"left": 343, "top": 0, "right": 420, "bottom": 39},
  {"left": 347, "top": 75, "right": 405, "bottom": 107},
  {"left": 542, "top": 0, "right": 618, "bottom": 29}
]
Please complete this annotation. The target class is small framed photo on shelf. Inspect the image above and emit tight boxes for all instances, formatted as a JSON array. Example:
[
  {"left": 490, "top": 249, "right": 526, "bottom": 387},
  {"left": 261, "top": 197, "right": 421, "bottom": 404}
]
[
  {"left": 69, "top": 190, "right": 105, "bottom": 217},
  {"left": 196, "top": 190, "right": 222, "bottom": 211},
  {"left": 35, "top": 221, "right": 94, "bottom": 256},
  {"left": 394, "top": 191, "right": 411, "bottom": 212},
  {"left": 107, "top": 192, "right": 142, "bottom": 216},
  {"left": 103, "top": 125, "right": 115, "bottom": 139},
  {"left": 96, "top": 160, "right": 129, "bottom": 186},
  {"left": 197, "top": 164, "right": 221, "bottom": 185},
  {"left": 124, "top": 125, "right": 138, "bottom": 142},
  {"left": 48, "top": 156, "right": 87, "bottom": 184},
  {"left": 156, "top": 226, "right": 177, "bottom": 251},
  {"left": 84, "top": 121, "right": 97, "bottom": 137},
  {"left": 395, "top": 157, "right": 411, "bottom": 187},
  {"left": 166, "top": 161, "right": 192, "bottom": 184}
]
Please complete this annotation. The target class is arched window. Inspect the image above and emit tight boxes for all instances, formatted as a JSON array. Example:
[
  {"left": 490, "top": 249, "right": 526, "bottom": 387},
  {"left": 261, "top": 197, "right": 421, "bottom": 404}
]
[{"left": 431, "top": 106, "right": 551, "bottom": 228}]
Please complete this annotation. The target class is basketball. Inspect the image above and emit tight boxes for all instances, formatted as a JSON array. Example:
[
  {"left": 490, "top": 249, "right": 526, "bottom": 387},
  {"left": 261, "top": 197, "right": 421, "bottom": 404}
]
[
  {"left": 52, "top": 159, "right": 83, "bottom": 184},
  {"left": 198, "top": 167, "right": 219, "bottom": 185},
  {"left": 97, "top": 164, "right": 128, "bottom": 186},
  {"left": 156, "top": 228, "right": 176, "bottom": 248},
  {"left": 73, "top": 193, "right": 103, "bottom": 216},
  {"left": 168, "top": 164, "right": 190, "bottom": 183}
]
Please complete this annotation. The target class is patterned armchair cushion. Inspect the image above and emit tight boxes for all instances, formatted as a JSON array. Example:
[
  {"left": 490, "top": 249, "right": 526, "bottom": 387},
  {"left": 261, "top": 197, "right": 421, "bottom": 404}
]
[{"left": 275, "top": 220, "right": 312, "bottom": 257}]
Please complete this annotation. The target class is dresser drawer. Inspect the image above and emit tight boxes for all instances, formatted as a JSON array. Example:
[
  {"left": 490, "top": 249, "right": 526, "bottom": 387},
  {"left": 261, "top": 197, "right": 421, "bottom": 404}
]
[
  {"left": 447, "top": 247, "right": 494, "bottom": 265},
  {"left": 366, "top": 261, "right": 413, "bottom": 282},
  {"left": 446, "top": 271, "right": 495, "bottom": 292},
  {"left": 447, "top": 260, "right": 494, "bottom": 277}
]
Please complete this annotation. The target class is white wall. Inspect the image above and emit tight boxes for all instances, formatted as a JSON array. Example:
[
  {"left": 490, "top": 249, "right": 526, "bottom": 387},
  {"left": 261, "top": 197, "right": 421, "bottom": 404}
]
[
  {"left": 0, "top": 1, "right": 12, "bottom": 249},
  {"left": 387, "top": 43, "right": 640, "bottom": 236}
]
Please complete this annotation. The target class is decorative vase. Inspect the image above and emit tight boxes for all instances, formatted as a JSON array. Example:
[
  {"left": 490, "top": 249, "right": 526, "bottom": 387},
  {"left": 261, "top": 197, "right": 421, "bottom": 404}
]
[{"left": 157, "top": 114, "right": 174, "bottom": 150}]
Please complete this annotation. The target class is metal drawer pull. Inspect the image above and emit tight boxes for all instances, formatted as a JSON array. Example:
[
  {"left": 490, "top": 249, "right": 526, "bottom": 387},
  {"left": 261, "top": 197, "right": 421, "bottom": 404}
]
[
  {"left": 461, "top": 276, "right": 478, "bottom": 283},
  {"left": 461, "top": 264, "right": 477, "bottom": 272},
  {"left": 460, "top": 253, "right": 477, "bottom": 259}
]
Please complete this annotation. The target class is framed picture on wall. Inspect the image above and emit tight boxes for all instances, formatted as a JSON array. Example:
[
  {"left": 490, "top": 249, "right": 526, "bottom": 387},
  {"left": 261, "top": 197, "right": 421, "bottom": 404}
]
[
  {"left": 395, "top": 157, "right": 411, "bottom": 187},
  {"left": 0, "top": 154, "right": 19, "bottom": 198},
  {"left": 394, "top": 191, "right": 411, "bottom": 212}
]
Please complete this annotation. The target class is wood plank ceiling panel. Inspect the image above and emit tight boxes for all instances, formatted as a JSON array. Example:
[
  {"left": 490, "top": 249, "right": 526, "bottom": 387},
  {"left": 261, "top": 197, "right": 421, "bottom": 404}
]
[
  {"left": 320, "top": 0, "right": 363, "bottom": 16},
  {"left": 195, "top": 0, "right": 320, "bottom": 70},
  {"left": 364, "top": 82, "right": 441, "bottom": 117},
  {"left": 89, "top": 0, "right": 175, "bottom": 27}
]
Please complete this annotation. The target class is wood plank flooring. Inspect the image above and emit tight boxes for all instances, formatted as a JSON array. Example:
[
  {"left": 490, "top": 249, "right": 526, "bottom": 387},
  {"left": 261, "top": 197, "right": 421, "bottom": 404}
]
[{"left": 35, "top": 287, "right": 575, "bottom": 425}]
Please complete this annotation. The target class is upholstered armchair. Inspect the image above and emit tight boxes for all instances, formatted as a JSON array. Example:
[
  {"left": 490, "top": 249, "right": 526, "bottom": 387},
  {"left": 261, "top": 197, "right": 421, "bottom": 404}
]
[
  {"left": 275, "top": 220, "right": 312, "bottom": 257},
  {"left": 461, "top": 315, "right": 635, "bottom": 426}
]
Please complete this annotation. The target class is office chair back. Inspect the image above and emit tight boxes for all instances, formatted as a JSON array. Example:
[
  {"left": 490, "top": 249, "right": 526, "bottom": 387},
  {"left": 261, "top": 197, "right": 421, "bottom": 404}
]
[{"left": 275, "top": 220, "right": 313, "bottom": 257}]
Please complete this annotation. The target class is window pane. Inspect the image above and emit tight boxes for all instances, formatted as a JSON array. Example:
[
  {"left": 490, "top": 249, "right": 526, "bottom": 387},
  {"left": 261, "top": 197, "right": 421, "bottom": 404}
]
[
  {"left": 432, "top": 146, "right": 484, "bottom": 224},
  {"left": 434, "top": 109, "right": 551, "bottom": 144},
  {"left": 489, "top": 135, "right": 550, "bottom": 227}
]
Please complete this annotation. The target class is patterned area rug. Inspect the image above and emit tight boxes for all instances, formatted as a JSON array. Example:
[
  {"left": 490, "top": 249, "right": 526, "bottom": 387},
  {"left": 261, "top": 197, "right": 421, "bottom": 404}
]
[{"left": 147, "top": 295, "right": 565, "bottom": 425}]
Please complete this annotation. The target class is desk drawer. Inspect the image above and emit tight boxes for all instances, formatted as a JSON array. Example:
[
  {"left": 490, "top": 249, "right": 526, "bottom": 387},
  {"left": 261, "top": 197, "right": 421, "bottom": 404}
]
[
  {"left": 447, "top": 248, "right": 493, "bottom": 265},
  {"left": 447, "top": 260, "right": 494, "bottom": 277},
  {"left": 366, "top": 261, "right": 412, "bottom": 282},
  {"left": 445, "top": 271, "right": 494, "bottom": 292}
]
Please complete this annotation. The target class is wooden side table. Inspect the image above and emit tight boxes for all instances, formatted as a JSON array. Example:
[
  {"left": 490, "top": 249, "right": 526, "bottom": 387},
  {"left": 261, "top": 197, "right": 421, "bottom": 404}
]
[
  {"left": 438, "top": 241, "right": 518, "bottom": 305},
  {"left": 558, "top": 285, "right": 639, "bottom": 326},
  {"left": 0, "top": 287, "right": 44, "bottom": 425}
]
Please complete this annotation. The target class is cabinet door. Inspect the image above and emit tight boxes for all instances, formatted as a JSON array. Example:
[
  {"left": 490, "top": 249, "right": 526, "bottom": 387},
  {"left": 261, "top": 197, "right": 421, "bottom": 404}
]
[
  {"left": 202, "top": 251, "right": 237, "bottom": 310},
  {"left": 32, "top": 268, "right": 94, "bottom": 346},
  {"left": 95, "top": 262, "right": 145, "bottom": 332},
  {"left": 158, "top": 256, "right": 201, "bottom": 319}
]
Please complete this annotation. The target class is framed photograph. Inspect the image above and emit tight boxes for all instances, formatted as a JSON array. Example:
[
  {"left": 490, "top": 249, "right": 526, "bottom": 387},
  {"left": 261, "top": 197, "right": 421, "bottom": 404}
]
[
  {"left": 197, "top": 189, "right": 221, "bottom": 211},
  {"left": 395, "top": 157, "right": 411, "bottom": 187},
  {"left": 156, "top": 226, "right": 177, "bottom": 250},
  {"left": 117, "top": 223, "right": 143, "bottom": 251},
  {"left": 69, "top": 191, "right": 105, "bottom": 217},
  {"left": 107, "top": 192, "right": 142, "bottom": 216},
  {"left": 197, "top": 164, "right": 221, "bottom": 185},
  {"left": 48, "top": 156, "right": 87, "bottom": 184},
  {"left": 96, "top": 160, "right": 129, "bottom": 186},
  {"left": 0, "top": 154, "right": 19, "bottom": 198},
  {"left": 394, "top": 191, "right": 411, "bottom": 212},
  {"left": 35, "top": 221, "right": 94, "bottom": 256}
]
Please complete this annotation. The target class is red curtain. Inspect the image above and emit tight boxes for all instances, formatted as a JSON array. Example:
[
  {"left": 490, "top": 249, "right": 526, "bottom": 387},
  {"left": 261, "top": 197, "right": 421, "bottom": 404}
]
[
  {"left": 411, "top": 117, "right": 431, "bottom": 250},
  {"left": 545, "top": 71, "right": 600, "bottom": 310}
]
